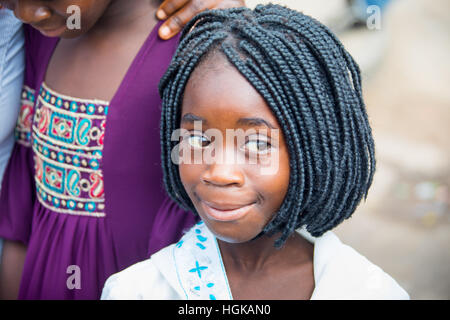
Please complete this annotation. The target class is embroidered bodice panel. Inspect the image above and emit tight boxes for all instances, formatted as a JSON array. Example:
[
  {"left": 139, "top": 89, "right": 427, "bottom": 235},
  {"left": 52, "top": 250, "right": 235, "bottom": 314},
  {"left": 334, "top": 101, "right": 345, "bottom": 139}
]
[{"left": 16, "top": 84, "right": 108, "bottom": 217}]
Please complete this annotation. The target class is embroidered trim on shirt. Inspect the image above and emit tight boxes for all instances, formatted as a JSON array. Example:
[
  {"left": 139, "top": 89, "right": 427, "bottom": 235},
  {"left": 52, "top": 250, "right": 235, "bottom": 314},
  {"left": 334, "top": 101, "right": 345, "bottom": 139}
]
[
  {"left": 31, "top": 83, "right": 108, "bottom": 217},
  {"left": 173, "top": 221, "right": 233, "bottom": 300},
  {"left": 15, "top": 85, "right": 35, "bottom": 147}
]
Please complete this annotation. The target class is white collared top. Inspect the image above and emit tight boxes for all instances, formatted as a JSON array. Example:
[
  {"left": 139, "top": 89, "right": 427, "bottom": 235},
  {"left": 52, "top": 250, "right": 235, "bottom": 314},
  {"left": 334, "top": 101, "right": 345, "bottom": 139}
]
[{"left": 101, "top": 221, "right": 409, "bottom": 300}]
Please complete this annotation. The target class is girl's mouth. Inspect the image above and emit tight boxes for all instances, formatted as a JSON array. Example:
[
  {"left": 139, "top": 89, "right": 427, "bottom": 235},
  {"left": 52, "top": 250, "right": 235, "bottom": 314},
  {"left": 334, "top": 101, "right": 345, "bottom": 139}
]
[{"left": 200, "top": 200, "right": 256, "bottom": 222}]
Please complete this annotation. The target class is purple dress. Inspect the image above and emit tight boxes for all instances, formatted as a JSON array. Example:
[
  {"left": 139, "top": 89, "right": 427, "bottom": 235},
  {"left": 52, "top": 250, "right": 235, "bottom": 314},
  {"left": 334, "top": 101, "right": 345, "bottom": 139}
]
[{"left": 0, "top": 22, "right": 197, "bottom": 299}]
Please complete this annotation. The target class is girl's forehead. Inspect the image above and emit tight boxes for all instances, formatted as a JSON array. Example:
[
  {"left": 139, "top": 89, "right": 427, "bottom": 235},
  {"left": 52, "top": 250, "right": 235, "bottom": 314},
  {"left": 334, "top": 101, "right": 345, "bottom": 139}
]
[{"left": 182, "top": 60, "right": 279, "bottom": 127}]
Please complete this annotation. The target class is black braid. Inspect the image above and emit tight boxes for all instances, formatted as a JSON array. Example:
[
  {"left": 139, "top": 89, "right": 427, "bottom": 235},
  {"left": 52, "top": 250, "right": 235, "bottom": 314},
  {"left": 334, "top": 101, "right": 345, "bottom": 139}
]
[{"left": 159, "top": 4, "right": 376, "bottom": 247}]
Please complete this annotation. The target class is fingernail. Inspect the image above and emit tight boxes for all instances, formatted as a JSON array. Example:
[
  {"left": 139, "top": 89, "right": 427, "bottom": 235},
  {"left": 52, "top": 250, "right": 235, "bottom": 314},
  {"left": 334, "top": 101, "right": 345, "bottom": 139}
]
[
  {"left": 157, "top": 9, "right": 167, "bottom": 20},
  {"left": 159, "top": 26, "right": 171, "bottom": 38}
]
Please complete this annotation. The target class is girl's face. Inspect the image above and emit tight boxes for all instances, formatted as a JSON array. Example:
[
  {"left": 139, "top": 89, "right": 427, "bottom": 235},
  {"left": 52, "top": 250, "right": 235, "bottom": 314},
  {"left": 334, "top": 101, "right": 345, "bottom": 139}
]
[
  {"left": 1, "top": 0, "right": 112, "bottom": 38},
  {"left": 179, "top": 57, "right": 291, "bottom": 243}
]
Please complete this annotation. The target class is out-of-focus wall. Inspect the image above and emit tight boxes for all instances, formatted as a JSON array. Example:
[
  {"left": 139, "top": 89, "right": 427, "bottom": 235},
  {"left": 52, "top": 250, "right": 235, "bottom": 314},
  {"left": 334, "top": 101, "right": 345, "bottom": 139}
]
[
  {"left": 246, "top": 0, "right": 347, "bottom": 24},
  {"left": 245, "top": 0, "right": 450, "bottom": 299}
]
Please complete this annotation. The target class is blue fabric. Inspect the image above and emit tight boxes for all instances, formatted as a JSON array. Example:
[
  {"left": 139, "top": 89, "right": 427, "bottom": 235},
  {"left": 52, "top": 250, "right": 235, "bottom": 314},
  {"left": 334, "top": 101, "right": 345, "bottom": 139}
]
[
  {"left": 0, "top": 10, "right": 23, "bottom": 262},
  {"left": 0, "top": 10, "right": 24, "bottom": 190},
  {"left": 365, "top": 0, "right": 391, "bottom": 11},
  {"left": 351, "top": 0, "right": 391, "bottom": 21}
]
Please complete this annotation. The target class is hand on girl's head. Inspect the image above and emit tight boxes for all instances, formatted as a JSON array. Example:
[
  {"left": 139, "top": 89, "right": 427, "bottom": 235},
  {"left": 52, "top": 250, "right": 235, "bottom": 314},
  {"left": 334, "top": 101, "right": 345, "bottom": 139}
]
[{"left": 156, "top": 0, "right": 245, "bottom": 40}]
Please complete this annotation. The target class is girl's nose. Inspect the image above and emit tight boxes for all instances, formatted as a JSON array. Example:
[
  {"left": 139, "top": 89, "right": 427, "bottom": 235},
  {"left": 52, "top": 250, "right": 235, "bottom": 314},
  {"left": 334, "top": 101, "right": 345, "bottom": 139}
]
[
  {"left": 201, "top": 149, "right": 245, "bottom": 188},
  {"left": 201, "top": 162, "right": 245, "bottom": 187},
  {"left": 14, "top": 0, "right": 51, "bottom": 25}
]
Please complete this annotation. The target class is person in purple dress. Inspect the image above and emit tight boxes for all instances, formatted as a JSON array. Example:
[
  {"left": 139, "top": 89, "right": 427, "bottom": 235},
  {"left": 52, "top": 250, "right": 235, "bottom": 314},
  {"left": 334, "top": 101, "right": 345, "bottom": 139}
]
[{"left": 0, "top": 0, "right": 244, "bottom": 300}]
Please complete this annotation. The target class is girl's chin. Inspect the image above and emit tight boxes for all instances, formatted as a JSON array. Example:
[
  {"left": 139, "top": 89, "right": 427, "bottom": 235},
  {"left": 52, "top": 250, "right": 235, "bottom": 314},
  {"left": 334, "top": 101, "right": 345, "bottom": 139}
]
[
  {"left": 38, "top": 25, "right": 68, "bottom": 38},
  {"left": 215, "top": 234, "right": 253, "bottom": 244},
  {"left": 203, "top": 221, "right": 262, "bottom": 244}
]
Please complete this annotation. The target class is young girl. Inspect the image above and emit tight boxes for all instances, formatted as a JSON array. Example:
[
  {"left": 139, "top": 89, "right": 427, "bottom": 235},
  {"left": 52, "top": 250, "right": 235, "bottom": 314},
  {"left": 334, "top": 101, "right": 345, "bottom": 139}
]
[
  {"left": 101, "top": 4, "right": 409, "bottom": 299},
  {"left": 0, "top": 0, "right": 243, "bottom": 300}
]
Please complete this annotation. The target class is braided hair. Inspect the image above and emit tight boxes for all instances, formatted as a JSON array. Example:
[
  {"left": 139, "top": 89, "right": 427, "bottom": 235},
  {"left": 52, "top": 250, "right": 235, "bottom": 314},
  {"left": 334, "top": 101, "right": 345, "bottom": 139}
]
[{"left": 159, "top": 4, "right": 376, "bottom": 247}]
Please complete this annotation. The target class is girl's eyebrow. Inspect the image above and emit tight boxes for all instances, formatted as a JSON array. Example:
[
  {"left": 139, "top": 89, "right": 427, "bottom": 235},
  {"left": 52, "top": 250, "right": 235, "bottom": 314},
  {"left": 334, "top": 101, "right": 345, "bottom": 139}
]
[
  {"left": 181, "top": 114, "right": 276, "bottom": 129},
  {"left": 236, "top": 117, "right": 277, "bottom": 129},
  {"left": 181, "top": 113, "right": 207, "bottom": 124}
]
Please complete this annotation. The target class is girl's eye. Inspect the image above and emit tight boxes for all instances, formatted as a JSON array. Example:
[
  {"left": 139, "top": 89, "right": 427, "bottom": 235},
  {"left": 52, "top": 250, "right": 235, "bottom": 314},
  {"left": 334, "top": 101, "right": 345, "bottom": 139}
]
[
  {"left": 186, "top": 135, "right": 210, "bottom": 149},
  {"left": 244, "top": 139, "right": 271, "bottom": 154}
]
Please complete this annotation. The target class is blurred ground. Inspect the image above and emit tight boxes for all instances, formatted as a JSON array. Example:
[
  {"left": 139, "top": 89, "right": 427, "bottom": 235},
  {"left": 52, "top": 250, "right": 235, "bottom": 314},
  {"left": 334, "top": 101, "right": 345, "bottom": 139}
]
[{"left": 248, "top": 0, "right": 450, "bottom": 299}]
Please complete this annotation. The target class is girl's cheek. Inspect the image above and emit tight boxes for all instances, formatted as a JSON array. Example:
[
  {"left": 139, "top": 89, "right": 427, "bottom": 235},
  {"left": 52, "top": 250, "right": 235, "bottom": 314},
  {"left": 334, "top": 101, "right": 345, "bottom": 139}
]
[
  {"left": 246, "top": 149, "right": 290, "bottom": 201},
  {"left": 178, "top": 164, "right": 189, "bottom": 184},
  {"left": 179, "top": 163, "right": 201, "bottom": 186}
]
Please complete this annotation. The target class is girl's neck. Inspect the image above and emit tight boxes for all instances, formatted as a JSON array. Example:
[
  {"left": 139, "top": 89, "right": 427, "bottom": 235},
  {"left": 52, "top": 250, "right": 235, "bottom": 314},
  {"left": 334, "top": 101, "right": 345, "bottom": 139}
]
[
  {"left": 45, "top": 0, "right": 160, "bottom": 101},
  {"left": 217, "top": 232, "right": 313, "bottom": 273}
]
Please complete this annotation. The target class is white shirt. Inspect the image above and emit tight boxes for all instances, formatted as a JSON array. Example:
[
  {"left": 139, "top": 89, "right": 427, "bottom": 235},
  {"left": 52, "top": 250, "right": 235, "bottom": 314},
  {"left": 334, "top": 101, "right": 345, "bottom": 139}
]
[{"left": 101, "top": 222, "right": 409, "bottom": 300}]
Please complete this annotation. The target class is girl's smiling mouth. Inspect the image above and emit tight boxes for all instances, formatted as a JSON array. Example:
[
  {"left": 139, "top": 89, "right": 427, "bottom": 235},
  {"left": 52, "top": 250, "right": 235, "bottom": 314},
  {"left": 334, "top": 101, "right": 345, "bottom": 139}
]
[{"left": 200, "top": 200, "right": 256, "bottom": 222}]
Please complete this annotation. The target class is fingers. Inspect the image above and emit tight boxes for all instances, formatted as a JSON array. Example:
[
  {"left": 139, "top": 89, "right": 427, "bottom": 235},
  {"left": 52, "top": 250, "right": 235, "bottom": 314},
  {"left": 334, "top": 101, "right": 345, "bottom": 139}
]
[
  {"left": 157, "top": 0, "right": 246, "bottom": 40},
  {"left": 158, "top": 0, "right": 211, "bottom": 40},
  {"left": 157, "top": 0, "right": 190, "bottom": 20}
]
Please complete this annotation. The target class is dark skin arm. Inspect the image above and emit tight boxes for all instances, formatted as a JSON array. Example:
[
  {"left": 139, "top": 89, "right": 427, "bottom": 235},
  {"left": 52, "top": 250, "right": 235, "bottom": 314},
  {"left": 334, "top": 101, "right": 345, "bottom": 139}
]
[
  {"left": 156, "top": 0, "right": 246, "bottom": 39},
  {"left": 0, "top": 240, "right": 27, "bottom": 299}
]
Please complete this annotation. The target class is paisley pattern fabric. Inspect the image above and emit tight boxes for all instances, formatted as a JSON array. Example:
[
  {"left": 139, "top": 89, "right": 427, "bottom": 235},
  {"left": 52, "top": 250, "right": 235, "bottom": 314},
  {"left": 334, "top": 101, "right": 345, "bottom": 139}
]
[
  {"left": 30, "top": 83, "right": 107, "bottom": 217},
  {"left": 15, "top": 84, "right": 108, "bottom": 217},
  {"left": 15, "top": 86, "right": 35, "bottom": 147}
]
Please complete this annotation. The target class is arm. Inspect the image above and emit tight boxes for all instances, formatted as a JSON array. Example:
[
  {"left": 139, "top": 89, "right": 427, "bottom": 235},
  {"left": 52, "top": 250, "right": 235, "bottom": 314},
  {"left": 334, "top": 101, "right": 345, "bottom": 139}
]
[
  {"left": 157, "top": 0, "right": 245, "bottom": 39},
  {"left": 0, "top": 240, "right": 27, "bottom": 299}
]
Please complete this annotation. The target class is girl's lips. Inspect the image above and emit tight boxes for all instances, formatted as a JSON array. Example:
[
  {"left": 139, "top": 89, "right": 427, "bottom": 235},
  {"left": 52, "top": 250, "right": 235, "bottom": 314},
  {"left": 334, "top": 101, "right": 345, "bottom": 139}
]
[{"left": 200, "top": 201, "right": 255, "bottom": 222}]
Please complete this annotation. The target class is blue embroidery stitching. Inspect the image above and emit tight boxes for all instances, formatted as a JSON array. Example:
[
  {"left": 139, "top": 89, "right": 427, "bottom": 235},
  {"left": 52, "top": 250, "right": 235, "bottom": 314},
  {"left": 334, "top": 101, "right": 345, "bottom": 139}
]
[
  {"left": 173, "top": 244, "right": 189, "bottom": 299},
  {"left": 189, "top": 261, "right": 208, "bottom": 279},
  {"left": 196, "top": 243, "right": 206, "bottom": 250}
]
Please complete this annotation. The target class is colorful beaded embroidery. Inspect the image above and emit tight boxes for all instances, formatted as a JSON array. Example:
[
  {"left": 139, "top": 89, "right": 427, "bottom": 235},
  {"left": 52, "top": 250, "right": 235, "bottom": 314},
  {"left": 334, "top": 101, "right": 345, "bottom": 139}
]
[
  {"left": 15, "top": 86, "right": 36, "bottom": 147},
  {"left": 27, "top": 83, "right": 109, "bottom": 217}
]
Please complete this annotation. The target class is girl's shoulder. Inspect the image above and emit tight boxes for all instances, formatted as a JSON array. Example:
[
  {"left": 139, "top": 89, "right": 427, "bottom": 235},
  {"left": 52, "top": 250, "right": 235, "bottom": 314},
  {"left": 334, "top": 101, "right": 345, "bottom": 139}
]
[
  {"left": 302, "top": 229, "right": 410, "bottom": 300},
  {"left": 101, "top": 223, "right": 229, "bottom": 300},
  {"left": 101, "top": 254, "right": 181, "bottom": 300}
]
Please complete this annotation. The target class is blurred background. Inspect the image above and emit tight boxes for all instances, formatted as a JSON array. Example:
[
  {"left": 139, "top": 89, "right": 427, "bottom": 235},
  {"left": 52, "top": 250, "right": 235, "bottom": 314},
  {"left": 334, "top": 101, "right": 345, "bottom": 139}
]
[{"left": 247, "top": 0, "right": 450, "bottom": 299}]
